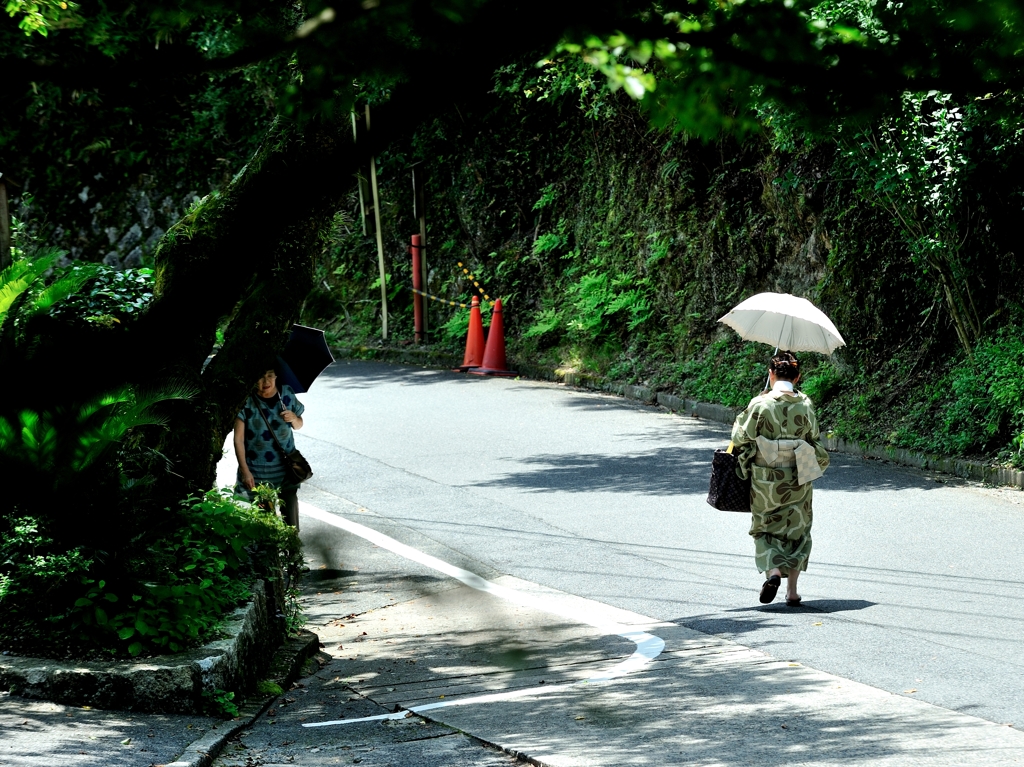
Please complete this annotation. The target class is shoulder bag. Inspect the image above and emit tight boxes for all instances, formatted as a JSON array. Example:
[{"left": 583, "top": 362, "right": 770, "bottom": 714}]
[{"left": 706, "top": 445, "right": 750, "bottom": 512}]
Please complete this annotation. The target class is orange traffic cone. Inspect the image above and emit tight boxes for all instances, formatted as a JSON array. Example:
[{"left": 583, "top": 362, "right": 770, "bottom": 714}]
[
  {"left": 454, "top": 296, "right": 485, "bottom": 371},
  {"left": 470, "top": 299, "right": 517, "bottom": 377}
]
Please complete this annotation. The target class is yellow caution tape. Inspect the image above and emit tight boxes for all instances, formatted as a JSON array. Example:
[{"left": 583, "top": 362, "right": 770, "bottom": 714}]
[
  {"left": 456, "top": 262, "right": 493, "bottom": 302},
  {"left": 410, "top": 287, "right": 493, "bottom": 309}
]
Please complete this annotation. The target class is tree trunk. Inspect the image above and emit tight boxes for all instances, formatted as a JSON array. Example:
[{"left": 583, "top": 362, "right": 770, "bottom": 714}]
[
  {"left": 137, "top": 94, "right": 427, "bottom": 501},
  {"left": 137, "top": 117, "right": 359, "bottom": 498},
  {"left": 0, "top": 177, "right": 10, "bottom": 270}
]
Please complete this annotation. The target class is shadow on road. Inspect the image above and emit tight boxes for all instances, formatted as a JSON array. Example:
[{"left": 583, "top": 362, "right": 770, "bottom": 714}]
[
  {"left": 315, "top": 360, "right": 477, "bottom": 389},
  {"left": 469, "top": 446, "right": 954, "bottom": 497},
  {"left": 375, "top": 619, "right": 1018, "bottom": 767}
]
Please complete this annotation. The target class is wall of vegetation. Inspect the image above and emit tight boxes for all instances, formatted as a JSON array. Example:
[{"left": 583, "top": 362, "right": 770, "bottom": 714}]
[{"left": 310, "top": 60, "right": 1024, "bottom": 467}]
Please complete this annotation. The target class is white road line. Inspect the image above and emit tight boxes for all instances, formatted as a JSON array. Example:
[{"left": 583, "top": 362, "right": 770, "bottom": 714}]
[{"left": 299, "top": 502, "right": 666, "bottom": 728}]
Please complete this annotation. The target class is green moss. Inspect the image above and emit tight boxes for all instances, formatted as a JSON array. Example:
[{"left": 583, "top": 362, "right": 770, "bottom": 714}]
[{"left": 257, "top": 680, "right": 284, "bottom": 696}]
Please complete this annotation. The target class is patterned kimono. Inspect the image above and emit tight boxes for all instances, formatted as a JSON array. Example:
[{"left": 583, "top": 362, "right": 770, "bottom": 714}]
[{"left": 731, "top": 387, "right": 830, "bottom": 575}]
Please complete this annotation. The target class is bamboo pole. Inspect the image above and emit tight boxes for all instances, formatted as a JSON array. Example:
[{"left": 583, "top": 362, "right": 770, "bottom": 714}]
[
  {"left": 351, "top": 113, "right": 368, "bottom": 237},
  {"left": 366, "top": 105, "right": 388, "bottom": 340}
]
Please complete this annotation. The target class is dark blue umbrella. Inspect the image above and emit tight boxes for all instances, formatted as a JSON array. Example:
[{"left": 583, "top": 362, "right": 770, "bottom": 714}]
[{"left": 277, "top": 325, "right": 334, "bottom": 393}]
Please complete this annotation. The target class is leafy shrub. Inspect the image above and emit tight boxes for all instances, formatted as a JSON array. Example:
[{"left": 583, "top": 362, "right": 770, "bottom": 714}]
[
  {"left": 675, "top": 339, "right": 780, "bottom": 408},
  {"left": 801, "top": 364, "right": 844, "bottom": 406},
  {"left": 0, "top": 518, "right": 92, "bottom": 609},
  {"left": 889, "top": 329, "right": 1024, "bottom": 461},
  {"left": 521, "top": 268, "right": 652, "bottom": 345},
  {"left": 0, "top": 491, "right": 301, "bottom": 660},
  {"left": 202, "top": 688, "right": 240, "bottom": 719},
  {"left": 50, "top": 265, "right": 154, "bottom": 325},
  {"left": 0, "top": 382, "right": 197, "bottom": 555},
  {"left": 0, "top": 249, "right": 99, "bottom": 327}
]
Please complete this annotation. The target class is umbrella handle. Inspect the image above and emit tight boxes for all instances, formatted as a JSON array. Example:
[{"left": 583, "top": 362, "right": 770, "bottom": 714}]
[{"left": 763, "top": 346, "right": 778, "bottom": 392}]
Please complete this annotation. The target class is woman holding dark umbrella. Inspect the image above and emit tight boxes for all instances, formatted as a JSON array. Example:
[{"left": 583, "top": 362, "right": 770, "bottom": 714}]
[{"left": 233, "top": 367, "right": 305, "bottom": 529}]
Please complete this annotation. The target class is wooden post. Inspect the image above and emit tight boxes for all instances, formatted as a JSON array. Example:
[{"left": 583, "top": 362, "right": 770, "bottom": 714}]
[
  {"left": 0, "top": 173, "right": 10, "bottom": 270},
  {"left": 366, "top": 105, "right": 388, "bottom": 340},
  {"left": 351, "top": 112, "right": 369, "bottom": 237},
  {"left": 411, "top": 163, "right": 428, "bottom": 339}
]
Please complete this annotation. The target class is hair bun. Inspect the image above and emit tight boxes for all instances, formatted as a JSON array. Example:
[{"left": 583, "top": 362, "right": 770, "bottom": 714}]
[{"left": 769, "top": 351, "right": 800, "bottom": 380}]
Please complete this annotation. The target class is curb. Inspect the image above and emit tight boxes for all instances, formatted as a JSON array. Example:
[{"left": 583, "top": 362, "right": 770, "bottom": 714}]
[
  {"left": 334, "top": 347, "right": 1024, "bottom": 491},
  {"left": 1, "top": 580, "right": 280, "bottom": 714},
  {"left": 166, "top": 629, "right": 320, "bottom": 767},
  {"left": 331, "top": 344, "right": 462, "bottom": 369}
]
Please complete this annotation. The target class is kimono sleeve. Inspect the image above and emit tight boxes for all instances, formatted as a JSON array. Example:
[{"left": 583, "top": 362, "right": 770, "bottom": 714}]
[
  {"left": 803, "top": 399, "right": 830, "bottom": 472},
  {"left": 730, "top": 397, "right": 762, "bottom": 480}
]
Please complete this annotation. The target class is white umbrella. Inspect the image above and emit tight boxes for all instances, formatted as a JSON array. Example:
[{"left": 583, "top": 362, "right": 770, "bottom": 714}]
[{"left": 718, "top": 292, "right": 845, "bottom": 355}]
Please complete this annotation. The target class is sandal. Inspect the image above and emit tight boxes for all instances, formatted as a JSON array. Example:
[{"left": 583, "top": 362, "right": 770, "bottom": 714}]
[
  {"left": 759, "top": 574, "right": 782, "bottom": 604},
  {"left": 785, "top": 596, "right": 802, "bottom": 607}
]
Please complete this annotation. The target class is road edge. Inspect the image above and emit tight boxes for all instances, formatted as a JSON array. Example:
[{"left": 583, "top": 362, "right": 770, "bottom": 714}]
[{"left": 165, "top": 630, "right": 320, "bottom": 767}]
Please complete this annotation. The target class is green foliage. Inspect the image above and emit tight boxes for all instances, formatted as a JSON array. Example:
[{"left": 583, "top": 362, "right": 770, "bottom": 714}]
[
  {"left": 0, "top": 518, "right": 92, "bottom": 606},
  {"left": 674, "top": 340, "right": 780, "bottom": 409},
  {"left": 839, "top": 91, "right": 982, "bottom": 354},
  {"left": 201, "top": 688, "right": 240, "bottom": 719},
  {"left": 0, "top": 382, "right": 195, "bottom": 491},
  {"left": 800, "top": 364, "right": 844, "bottom": 407},
  {"left": 250, "top": 484, "right": 281, "bottom": 512},
  {"left": 1, "top": 5, "right": 285, "bottom": 265},
  {"left": 51, "top": 266, "right": 155, "bottom": 325},
  {"left": 0, "top": 490, "right": 302, "bottom": 659},
  {"left": 0, "top": 250, "right": 99, "bottom": 327},
  {"left": 888, "top": 330, "right": 1024, "bottom": 461},
  {"left": 5, "top": 0, "right": 78, "bottom": 36},
  {"left": 532, "top": 233, "right": 565, "bottom": 256}
]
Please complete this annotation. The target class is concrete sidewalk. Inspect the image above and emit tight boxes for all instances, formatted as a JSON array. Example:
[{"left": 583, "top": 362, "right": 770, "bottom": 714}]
[
  {"left": 0, "top": 695, "right": 218, "bottom": 767},
  {"left": 212, "top": 496, "right": 1024, "bottom": 766}
]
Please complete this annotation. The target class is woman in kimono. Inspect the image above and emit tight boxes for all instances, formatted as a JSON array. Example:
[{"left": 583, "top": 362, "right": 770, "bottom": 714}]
[{"left": 731, "top": 352, "right": 830, "bottom": 605}]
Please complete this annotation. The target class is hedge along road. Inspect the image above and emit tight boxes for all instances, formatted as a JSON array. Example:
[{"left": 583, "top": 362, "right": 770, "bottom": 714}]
[{"left": 290, "top": 359, "right": 1024, "bottom": 732}]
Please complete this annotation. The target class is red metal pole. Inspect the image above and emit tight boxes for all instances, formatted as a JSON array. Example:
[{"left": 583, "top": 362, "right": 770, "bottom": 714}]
[{"left": 411, "top": 234, "right": 424, "bottom": 342}]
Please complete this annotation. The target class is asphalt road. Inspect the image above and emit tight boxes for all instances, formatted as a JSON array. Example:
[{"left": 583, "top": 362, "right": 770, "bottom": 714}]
[{"left": 290, "top": 359, "right": 1024, "bottom": 731}]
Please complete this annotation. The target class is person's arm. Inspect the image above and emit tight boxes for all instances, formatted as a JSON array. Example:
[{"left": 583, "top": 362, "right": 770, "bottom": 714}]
[
  {"left": 281, "top": 390, "right": 304, "bottom": 430},
  {"left": 234, "top": 417, "right": 255, "bottom": 489},
  {"left": 281, "top": 410, "right": 303, "bottom": 430}
]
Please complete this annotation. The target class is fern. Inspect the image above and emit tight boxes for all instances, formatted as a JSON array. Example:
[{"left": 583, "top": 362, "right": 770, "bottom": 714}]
[
  {"left": 0, "top": 249, "right": 96, "bottom": 328},
  {"left": 0, "top": 252, "right": 59, "bottom": 322},
  {"left": 28, "top": 263, "right": 101, "bottom": 316},
  {"left": 523, "top": 307, "right": 562, "bottom": 338},
  {"left": 0, "top": 383, "right": 197, "bottom": 479}
]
